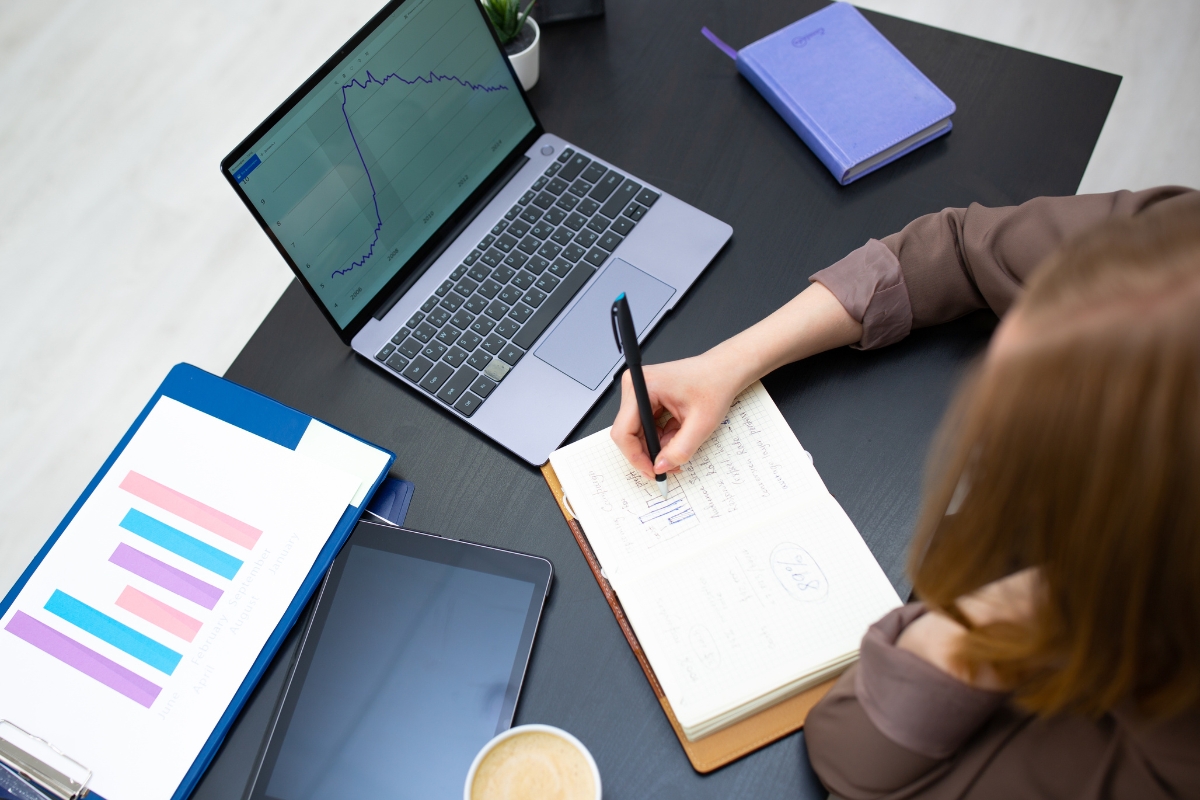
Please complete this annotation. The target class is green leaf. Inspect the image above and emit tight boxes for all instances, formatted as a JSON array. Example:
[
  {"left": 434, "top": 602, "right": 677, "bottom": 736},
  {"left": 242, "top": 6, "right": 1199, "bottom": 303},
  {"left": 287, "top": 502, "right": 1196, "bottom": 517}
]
[
  {"left": 516, "top": 0, "right": 535, "bottom": 37},
  {"left": 482, "top": 0, "right": 534, "bottom": 44}
]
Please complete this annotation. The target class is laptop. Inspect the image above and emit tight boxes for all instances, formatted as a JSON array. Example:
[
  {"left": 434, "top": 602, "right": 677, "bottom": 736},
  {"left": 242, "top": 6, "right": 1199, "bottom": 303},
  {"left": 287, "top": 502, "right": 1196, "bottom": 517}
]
[{"left": 221, "top": 0, "right": 731, "bottom": 465}]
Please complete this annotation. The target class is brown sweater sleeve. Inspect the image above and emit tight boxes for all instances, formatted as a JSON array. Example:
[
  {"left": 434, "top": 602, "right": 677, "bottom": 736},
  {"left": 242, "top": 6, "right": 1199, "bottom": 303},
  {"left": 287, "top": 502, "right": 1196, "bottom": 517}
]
[
  {"left": 805, "top": 603, "right": 1007, "bottom": 800},
  {"left": 810, "top": 186, "right": 1196, "bottom": 349}
]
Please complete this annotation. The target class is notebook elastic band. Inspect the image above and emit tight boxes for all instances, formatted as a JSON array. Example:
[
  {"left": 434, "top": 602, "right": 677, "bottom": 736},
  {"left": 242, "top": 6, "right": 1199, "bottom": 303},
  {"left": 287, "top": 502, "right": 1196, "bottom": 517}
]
[{"left": 701, "top": 27, "right": 738, "bottom": 61}]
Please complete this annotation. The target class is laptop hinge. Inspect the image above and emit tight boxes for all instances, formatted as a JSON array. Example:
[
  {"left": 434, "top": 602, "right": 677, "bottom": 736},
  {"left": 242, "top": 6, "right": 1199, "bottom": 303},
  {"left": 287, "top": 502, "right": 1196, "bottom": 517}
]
[{"left": 374, "top": 155, "right": 531, "bottom": 321}]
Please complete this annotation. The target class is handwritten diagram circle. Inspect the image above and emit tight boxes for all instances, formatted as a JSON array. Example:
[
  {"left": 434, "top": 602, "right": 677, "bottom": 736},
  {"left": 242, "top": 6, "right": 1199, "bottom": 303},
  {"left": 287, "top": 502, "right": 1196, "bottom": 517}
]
[{"left": 770, "top": 543, "right": 829, "bottom": 601}]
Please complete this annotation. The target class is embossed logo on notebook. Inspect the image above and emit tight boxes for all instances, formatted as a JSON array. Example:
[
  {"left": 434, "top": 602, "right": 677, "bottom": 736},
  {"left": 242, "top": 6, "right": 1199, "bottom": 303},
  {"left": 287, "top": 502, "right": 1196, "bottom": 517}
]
[{"left": 792, "top": 28, "right": 824, "bottom": 48}]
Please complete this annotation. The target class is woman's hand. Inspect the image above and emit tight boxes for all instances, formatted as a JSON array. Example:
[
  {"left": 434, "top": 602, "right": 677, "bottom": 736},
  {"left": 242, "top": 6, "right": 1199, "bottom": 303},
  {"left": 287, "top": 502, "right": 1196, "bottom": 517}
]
[
  {"left": 609, "top": 282, "right": 864, "bottom": 478},
  {"left": 898, "top": 568, "right": 1041, "bottom": 689},
  {"left": 955, "top": 567, "right": 1040, "bottom": 629},
  {"left": 611, "top": 353, "right": 749, "bottom": 481}
]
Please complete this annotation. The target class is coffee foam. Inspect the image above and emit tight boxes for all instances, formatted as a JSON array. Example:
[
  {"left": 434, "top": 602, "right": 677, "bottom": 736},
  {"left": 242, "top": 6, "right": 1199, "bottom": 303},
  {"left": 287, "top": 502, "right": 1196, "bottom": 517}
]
[{"left": 470, "top": 731, "right": 595, "bottom": 800}]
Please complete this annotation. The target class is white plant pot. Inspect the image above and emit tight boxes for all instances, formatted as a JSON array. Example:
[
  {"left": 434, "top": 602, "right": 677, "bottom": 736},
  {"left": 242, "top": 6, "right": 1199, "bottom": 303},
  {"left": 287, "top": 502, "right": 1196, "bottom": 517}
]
[{"left": 506, "top": 18, "right": 540, "bottom": 91}]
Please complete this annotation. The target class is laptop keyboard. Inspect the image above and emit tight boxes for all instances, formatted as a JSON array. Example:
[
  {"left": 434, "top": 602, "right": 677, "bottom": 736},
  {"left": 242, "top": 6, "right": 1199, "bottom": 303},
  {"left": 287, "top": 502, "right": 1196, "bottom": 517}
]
[{"left": 373, "top": 147, "right": 660, "bottom": 417}]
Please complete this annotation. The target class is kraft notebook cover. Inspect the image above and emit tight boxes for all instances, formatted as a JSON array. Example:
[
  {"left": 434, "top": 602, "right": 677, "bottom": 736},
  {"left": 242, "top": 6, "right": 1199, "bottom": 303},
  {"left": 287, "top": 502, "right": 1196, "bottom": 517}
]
[
  {"left": 0, "top": 364, "right": 394, "bottom": 800},
  {"left": 703, "top": 3, "right": 955, "bottom": 184}
]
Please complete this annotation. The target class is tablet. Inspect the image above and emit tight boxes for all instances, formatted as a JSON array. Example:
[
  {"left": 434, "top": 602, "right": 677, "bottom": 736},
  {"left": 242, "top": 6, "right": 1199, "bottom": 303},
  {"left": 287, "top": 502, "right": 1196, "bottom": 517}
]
[{"left": 245, "top": 521, "right": 552, "bottom": 800}]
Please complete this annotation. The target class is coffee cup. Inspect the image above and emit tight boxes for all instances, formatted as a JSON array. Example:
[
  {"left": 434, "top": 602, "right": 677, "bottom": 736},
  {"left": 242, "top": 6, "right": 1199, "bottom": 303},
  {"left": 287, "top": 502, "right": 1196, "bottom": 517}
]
[{"left": 464, "top": 724, "right": 601, "bottom": 800}]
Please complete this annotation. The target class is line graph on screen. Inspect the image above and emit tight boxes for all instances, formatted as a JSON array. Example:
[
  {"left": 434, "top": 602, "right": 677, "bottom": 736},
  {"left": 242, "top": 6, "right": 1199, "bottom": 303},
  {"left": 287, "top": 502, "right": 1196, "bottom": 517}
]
[{"left": 332, "top": 70, "right": 509, "bottom": 279}]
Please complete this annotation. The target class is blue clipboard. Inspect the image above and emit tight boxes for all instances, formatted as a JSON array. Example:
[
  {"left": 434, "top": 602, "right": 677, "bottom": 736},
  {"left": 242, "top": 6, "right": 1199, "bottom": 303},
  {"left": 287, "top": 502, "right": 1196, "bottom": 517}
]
[{"left": 0, "top": 364, "right": 395, "bottom": 800}]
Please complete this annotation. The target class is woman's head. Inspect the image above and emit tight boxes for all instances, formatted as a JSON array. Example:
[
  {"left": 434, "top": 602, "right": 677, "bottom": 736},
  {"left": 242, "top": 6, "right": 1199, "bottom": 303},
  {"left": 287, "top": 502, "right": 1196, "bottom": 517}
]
[{"left": 911, "top": 198, "right": 1200, "bottom": 718}]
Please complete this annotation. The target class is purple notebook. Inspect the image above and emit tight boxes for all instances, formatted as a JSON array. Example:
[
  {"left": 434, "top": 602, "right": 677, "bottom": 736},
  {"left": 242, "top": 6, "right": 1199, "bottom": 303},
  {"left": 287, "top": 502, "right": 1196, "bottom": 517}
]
[{"left": 704, "top": 3, "right": 955, "bottom": 184}]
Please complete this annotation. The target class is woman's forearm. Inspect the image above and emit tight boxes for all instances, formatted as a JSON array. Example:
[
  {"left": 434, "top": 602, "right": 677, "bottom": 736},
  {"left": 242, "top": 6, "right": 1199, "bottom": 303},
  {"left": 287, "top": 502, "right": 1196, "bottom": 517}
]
[
  {"left": 612, "top": 281, "right": 862, "bottom": 477},
  {"left": 700, "top": 282, "right": 863, "bottom": 392}
]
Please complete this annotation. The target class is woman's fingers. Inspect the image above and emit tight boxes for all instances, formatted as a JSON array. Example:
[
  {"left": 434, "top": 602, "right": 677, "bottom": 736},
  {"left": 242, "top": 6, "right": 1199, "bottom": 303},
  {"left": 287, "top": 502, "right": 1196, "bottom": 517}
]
[
  {"left": 655, "top": 418, "right": 685, "bottom": 474},
  {"left": 611, "top": 357, "right": 742, "bottom": 476},
  {"left": 654, "top": 409, "right": 721, "bottom": 472}
]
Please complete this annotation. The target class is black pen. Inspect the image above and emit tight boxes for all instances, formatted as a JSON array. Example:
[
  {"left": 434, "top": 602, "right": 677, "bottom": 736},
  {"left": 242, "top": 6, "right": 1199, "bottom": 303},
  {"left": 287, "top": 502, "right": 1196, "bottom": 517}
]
[{"left": 612, "top": 293, "right": 670, "bottom": 499}]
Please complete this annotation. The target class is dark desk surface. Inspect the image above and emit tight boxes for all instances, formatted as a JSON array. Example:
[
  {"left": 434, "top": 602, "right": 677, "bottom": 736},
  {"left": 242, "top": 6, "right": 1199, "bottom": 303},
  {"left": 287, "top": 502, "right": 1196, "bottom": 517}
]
[{"left": 194, "top": 1, "right": 1117, "bottom": 797}]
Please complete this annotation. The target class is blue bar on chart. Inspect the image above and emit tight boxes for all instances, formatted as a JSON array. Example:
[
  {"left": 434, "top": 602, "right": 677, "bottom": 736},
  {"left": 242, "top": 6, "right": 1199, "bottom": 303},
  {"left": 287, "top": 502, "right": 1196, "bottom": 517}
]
[
  {"left": 119, "top": 509, "right": 243, "bottom": 580},
  {"left": 43, "top": 590, "right": 182, "bottom": 675}
]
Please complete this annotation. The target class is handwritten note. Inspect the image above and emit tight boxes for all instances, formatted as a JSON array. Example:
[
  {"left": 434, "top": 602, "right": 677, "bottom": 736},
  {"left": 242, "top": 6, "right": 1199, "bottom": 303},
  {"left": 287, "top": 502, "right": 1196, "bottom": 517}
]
[
  {"left": 618, "top": 506, "right": 899, "bottom": 737},
  {"left": 551, "top": 381, "right": 825, "bottom": 584},
  {"left": 549, "top": 382, "right": 902, "bottom": 739}
]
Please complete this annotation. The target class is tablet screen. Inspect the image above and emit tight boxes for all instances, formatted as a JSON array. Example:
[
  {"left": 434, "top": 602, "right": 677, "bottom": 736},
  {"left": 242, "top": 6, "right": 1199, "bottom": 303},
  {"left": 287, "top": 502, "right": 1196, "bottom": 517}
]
[{"left": 248, "top": 523, "right": 551, "bottom": 800}]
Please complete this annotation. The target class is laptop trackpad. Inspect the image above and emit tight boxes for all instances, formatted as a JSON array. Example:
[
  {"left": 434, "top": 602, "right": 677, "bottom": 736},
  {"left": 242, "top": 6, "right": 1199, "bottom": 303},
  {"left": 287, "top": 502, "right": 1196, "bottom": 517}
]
[{"left": 535, "top": 258, "right": 675, "bottom": 390}]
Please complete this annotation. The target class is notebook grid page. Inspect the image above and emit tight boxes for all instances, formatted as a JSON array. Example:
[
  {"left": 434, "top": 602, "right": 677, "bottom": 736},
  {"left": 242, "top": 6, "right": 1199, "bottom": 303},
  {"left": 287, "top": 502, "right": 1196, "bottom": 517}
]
[
  {"left": 550, "top": 382, "right": 825, "bottom": 583},
  {"left": 620, "top": 501, "right": 902, "bottom": 732},
  {"left": 548, "top": 381, "right": 903, "bottom": 737}
]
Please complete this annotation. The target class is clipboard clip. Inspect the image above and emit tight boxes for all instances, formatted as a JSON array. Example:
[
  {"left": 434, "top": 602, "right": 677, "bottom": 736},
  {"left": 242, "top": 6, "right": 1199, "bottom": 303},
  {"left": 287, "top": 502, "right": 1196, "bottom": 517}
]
[{"left": 0, "top": 721, "right": 91, "bottom": 800}]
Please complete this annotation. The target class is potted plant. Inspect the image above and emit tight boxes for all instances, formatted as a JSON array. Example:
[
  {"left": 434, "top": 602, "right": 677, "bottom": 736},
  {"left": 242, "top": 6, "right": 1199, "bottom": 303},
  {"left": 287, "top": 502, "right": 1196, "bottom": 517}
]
[{"left": 483, "top": 0, "right": 539, "bottom": 90}]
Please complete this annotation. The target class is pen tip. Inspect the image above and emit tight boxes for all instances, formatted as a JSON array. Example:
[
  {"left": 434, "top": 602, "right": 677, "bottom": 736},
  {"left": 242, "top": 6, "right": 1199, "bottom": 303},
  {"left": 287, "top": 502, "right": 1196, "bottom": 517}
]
[{"left": 658, "top": 478, "right": 669, "bottom": 499}]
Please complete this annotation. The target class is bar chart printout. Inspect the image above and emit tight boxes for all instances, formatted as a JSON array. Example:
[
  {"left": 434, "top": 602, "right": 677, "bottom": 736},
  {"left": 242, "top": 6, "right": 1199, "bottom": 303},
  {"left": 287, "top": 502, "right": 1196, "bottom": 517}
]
[
  {"left": 5, "top": 471, "right": 264, "bottom": 705},
  {"left": 0, "top": 397, "right": 366, "bottom": 800}
]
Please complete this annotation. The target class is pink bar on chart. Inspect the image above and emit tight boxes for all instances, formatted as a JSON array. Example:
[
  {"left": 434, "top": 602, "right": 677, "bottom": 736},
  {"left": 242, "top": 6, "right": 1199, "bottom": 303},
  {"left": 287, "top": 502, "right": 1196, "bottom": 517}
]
[
  {"left": 119, "top": 470, "right": 261, "bottom": 549},
  {"left": 116, "top": 586, "right": 203, "bottom": 642}
]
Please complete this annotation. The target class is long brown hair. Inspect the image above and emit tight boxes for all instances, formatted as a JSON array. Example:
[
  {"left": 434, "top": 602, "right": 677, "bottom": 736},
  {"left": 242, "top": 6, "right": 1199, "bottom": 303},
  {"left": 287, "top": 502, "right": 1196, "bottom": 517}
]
[{"left": 910, "top": 199, "right": 1200, "bottom": 718}]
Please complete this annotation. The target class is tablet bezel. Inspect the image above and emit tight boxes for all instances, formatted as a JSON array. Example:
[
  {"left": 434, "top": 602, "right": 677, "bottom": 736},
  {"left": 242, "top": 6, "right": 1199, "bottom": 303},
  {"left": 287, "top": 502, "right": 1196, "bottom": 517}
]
[{"left": 244, "top": 520, "right": 553, "bottom": 800}]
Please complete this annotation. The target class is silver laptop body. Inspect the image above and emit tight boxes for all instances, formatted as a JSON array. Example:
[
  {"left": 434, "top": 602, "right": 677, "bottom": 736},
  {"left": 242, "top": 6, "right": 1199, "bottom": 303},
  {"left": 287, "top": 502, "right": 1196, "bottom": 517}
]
[{"left": 222, "top": 0, "right": 730, "bottom": 465}]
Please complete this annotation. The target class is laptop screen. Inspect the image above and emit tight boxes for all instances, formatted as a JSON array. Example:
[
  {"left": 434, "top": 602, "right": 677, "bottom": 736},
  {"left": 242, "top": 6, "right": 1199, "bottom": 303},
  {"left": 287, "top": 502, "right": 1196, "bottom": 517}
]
[{"left": 225, "top": 0, "right": 537, "bottom": 330}]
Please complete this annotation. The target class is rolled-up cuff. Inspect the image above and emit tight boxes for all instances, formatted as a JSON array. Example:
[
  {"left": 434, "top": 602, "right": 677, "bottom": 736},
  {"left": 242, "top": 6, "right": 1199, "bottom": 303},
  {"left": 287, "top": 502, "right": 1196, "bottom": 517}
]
[
  {"left": 856, "top": 603, "right": 1008, "bottom": 759},
  {"left": 810, "top": 239, "right": 914, "bottom": 349}
]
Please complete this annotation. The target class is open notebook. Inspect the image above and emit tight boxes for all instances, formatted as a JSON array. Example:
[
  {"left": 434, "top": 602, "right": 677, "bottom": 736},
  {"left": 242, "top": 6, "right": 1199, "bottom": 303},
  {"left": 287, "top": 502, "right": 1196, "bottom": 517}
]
[{"left": 549, "top": 382, "right": 901, "bottom": 744}]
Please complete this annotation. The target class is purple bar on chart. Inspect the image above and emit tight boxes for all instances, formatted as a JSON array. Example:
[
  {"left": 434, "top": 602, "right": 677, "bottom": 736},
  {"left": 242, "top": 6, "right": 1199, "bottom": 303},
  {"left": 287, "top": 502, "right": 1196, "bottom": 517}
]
[
  {"left": 5, "top": 611, "right": 161, "bottom": 707},
  {"left": 119, "top": 471, "right": 262, "bottom": 549},
  {"left": 109, "top": 543, "right": 223, "bottom": 610}
]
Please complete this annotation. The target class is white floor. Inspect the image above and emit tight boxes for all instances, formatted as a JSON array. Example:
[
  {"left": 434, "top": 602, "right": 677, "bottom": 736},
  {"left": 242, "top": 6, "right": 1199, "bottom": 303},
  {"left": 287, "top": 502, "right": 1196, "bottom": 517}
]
[
  {"left": 855, "top": 0, "right": 1200, "bottom": 194},
  {"left": 0, "top": 0, "right": 1197, "bottom": 597}
]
